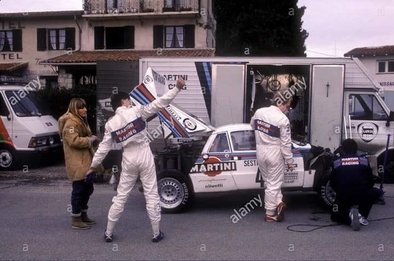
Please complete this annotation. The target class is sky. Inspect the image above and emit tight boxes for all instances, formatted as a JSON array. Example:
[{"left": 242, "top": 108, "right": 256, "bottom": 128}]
[
  {"left": 299, "top": 0, "right": 394, "bottom": 56},
  {"left": 0, "top": 0, "right": 83, "bottom": 12},
  {"left": 1, "top": 0, "right": 393, "bottom": 57}
]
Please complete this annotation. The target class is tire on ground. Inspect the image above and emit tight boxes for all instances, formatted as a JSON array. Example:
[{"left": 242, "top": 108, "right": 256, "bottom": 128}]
[
  {"left": 157, "top": 170, "right": 194, "bottom": 213},
  {"left": 0, "top": 146, "right": 17, "bottom": 170},
  {"left": 377, "top": 150, "right": 394, "bottom": 184},
  {"left": 318, "top": 174, "right": 336, "bottom": 208}
]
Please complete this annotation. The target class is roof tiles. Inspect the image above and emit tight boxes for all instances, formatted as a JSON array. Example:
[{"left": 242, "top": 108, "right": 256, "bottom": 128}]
[
  {"left": 345, "top": 45, "right": 394, "bottom": 57},
  {"left": 42, "top": 49, "right": 216, "bottom": 64}
]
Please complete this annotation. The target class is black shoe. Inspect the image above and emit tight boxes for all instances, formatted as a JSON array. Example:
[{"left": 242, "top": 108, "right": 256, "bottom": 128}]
[
  {"left": 104, "top": 231, "right": 113, "bottom": 243},
  {"left": 152, "top": 231, "right": 164, "bottom": 243}
]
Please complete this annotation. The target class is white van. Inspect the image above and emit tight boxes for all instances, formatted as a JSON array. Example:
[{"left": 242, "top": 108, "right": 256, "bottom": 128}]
[{"left": 0, "top": 83, "right": 61, "bottom": 169}]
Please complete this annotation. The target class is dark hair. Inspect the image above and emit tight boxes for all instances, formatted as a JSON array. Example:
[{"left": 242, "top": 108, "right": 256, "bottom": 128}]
[
  {"left": 110, "top": 91, "right": 130, "bottom": 111},
  {"left": 341, "top": 139, "right": 358, "bottom": 155}
]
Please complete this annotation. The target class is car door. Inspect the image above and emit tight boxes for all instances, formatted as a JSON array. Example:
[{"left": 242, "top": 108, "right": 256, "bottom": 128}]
[
  {"left": 228, "top": 130, "right": 260, "bottom": 189},
  {"left": 189, "top": 132, "right": 238, "bottom": 193},
  {"left": 344, "top": 92, "right": 394, "bottom": 154}
]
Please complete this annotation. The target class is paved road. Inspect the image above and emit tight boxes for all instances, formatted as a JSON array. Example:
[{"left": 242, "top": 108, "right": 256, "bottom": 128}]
[{"left": 1, "top": 169, "right": 394, "bottom": 260}]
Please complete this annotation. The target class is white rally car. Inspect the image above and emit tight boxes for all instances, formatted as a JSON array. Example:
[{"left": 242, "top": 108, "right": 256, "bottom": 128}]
[{"left": 156, "top": 123, "right": 335, "bottom": 213}]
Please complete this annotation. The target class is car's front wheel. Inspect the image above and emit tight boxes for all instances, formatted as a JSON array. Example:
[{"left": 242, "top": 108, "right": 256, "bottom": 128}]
[
  {"left": 0, "top": 147, "right": 16, "bottom": 170},
  {"left": 157, "top": 170, "right": 194, "bottom": 213}
]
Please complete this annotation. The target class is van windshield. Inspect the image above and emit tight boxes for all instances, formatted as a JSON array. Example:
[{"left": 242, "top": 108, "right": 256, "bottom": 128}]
[{"left": 5, "top": 90, "right": 48, "bottom": 117}]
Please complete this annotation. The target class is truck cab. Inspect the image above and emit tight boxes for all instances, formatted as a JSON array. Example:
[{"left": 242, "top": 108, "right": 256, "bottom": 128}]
[{"left": 342, "top": 90, "right": 394, "bottom": 181}]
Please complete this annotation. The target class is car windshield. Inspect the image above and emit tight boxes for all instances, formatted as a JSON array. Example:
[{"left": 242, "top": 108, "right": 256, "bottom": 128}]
[{"left": 5, "top": 90, "right": 49, "bottom": 117}]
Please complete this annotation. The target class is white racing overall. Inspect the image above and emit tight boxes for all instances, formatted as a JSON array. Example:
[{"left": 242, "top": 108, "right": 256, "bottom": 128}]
[
  {"left": 91, "top": 87, "right": 180, "bottom": 237},
  {"left": 251, "top": 105, "right": 293, "bottom": 215}
]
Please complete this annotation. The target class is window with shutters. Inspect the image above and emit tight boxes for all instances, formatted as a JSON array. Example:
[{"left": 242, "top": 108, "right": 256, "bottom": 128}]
[
  {"left": 153, "top": 25, "right": 194, "bottom": 49},
  {"left": 94, "top": 26, "right": 134, "bottom": 50},
  {"left": 377, "top": 60, "right": 394, "bottom": 74},
  {"left": 36, "top": 28, "right": 75, "bottom": 51},
  {"left": 0, "top": 30, "right": 22, "bottom": 52}
]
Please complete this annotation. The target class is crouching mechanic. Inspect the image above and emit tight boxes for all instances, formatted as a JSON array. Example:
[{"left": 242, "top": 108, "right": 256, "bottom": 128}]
[
  {"left": 251, "top": 92, "right": 294, "bottom": 222},
  {"left": 330, "top": 139, "right": 380, "bottom": 231},
  {"left": 88, "top": 77, "right": 185, "bottom": 242}
]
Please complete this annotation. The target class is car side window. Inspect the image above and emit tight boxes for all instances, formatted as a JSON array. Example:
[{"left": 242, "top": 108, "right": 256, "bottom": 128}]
[
  {"left": 209, "top": 133, "right": 230, "bottom": 152},
  {"left": 230, "top": 130, "right": 256, "bottom": 151}
]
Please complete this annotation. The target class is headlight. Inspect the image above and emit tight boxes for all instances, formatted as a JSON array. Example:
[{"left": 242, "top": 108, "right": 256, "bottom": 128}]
[{"left": 28, "top": 135, "right": 59, "bottom": 148}]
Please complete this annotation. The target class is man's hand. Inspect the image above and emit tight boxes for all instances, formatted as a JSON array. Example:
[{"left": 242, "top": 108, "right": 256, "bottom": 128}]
[
  {"left": 89, "top": 135, "right": 100, "bottom": 146},
  {"left": 286, "top": 163, "right": 296, "bottom": 172},
  {"left": 176, "top": 77, "right": 186, "bottom": 90},
  {"left": 85, "top": 168, "right": 97, "bottom": 184}
]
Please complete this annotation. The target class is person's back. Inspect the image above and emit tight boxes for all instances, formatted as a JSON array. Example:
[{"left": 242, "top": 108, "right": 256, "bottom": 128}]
[
  {"left": 329, "top": 139, "right": 379, "bottom": 231},
  {"left": 331, "top": 155, "right": 373, "bottom": 197},
  {"left": 253, "top": 105, "right": 289, "bottom": 147}
]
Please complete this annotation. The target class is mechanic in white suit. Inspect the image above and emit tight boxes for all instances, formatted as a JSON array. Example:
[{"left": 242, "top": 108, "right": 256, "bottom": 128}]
[
  {"left": 88, "top": 78, "right": 185, "bottom": 243},
  {"left": 251, "top": 91, "right": 294, "bottom": 222}
]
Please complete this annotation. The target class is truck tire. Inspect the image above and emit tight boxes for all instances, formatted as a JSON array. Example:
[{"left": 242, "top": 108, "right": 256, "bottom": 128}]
[
  {"left": 0, "top": 147, "right": 16, "bottom": 170},
  {"left": 378, "top": 151, "right": 394, "bottom": 184},
  {"left": 318, "top": 176, "right": 336, "bottom": 208},
  {"left": 157, "top": 170, "right": 194, "bottom": 213}
]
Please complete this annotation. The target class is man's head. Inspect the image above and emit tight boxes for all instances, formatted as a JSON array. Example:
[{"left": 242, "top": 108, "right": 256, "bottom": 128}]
[
  {"left": 273, "top": 91, "right": 293, "bottom": 113},
  {"left": 110, "top": 91, "right": 131, "bottom": 111},
  {"left": 341, "top": 138, "right": 358, "bottom": 155}
]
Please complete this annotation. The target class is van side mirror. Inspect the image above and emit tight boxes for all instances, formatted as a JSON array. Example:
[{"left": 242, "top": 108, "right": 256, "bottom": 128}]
[
  {"left": 6, "top": 114, "right": 11, "bottom": 121},
  {"left": 386, "top": 111, "right": 394, "bottom": 127}
]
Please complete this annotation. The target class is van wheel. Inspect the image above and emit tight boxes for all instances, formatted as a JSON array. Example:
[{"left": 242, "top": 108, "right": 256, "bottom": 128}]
[
  {"left": 0, "top": 147, "right": 16, "bottom": 170},
  {"left": 157, "top": 170, "right": 194, "bottom": 213},
  {"left": 318, "top": 176, "right": 336, "bottom": 207},
  {"left": 378, "top": 151, "right": 394, "bottom": 183}
]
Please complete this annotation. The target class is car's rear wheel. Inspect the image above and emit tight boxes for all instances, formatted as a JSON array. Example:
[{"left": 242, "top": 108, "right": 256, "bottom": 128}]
[
  {"left": 157, "top": 170, "right": 193, "bottom": 213},
  {"left": 318, "top": 176, "right": 336, "bottom": 207}
]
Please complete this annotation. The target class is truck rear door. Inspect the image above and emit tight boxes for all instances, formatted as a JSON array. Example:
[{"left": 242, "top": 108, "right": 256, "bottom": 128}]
[
  {"left": 310, "top": 65, "right": 344, "bottom": 152},
  {"left": 211, "top": 64, "right": 245, "bottom": 127}
]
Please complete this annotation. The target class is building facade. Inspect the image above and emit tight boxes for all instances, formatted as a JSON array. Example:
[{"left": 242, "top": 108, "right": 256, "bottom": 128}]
[
  {"left": 345, "top": 45, "right": 394, "bottom": 110},
  {"left": 0, "top": 0, "right": 216, "bottom": 89},
  {"left": 0, "top": 11, "right": 83, "bottom": 87}
]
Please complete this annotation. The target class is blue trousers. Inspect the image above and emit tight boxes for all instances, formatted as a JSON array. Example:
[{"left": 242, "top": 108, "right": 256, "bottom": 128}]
[{"left": 71, "top": 180, "right": 94, "bottom": 215}]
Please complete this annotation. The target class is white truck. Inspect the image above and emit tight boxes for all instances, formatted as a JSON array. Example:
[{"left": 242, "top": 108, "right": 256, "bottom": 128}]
[
  {"left": 0, "top": 83, "right": 62, "bottom": 169},
  {"left": 123, "top": 67, "right": 371, "bottom": 213},
  {"left": 139, "top": 57, "right": 394, "bottom": 184}
]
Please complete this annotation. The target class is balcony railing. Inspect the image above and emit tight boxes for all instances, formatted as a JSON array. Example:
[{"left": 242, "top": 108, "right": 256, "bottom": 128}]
[{"left": 83, "top": 0, "right": 199, "bottom": 15}]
